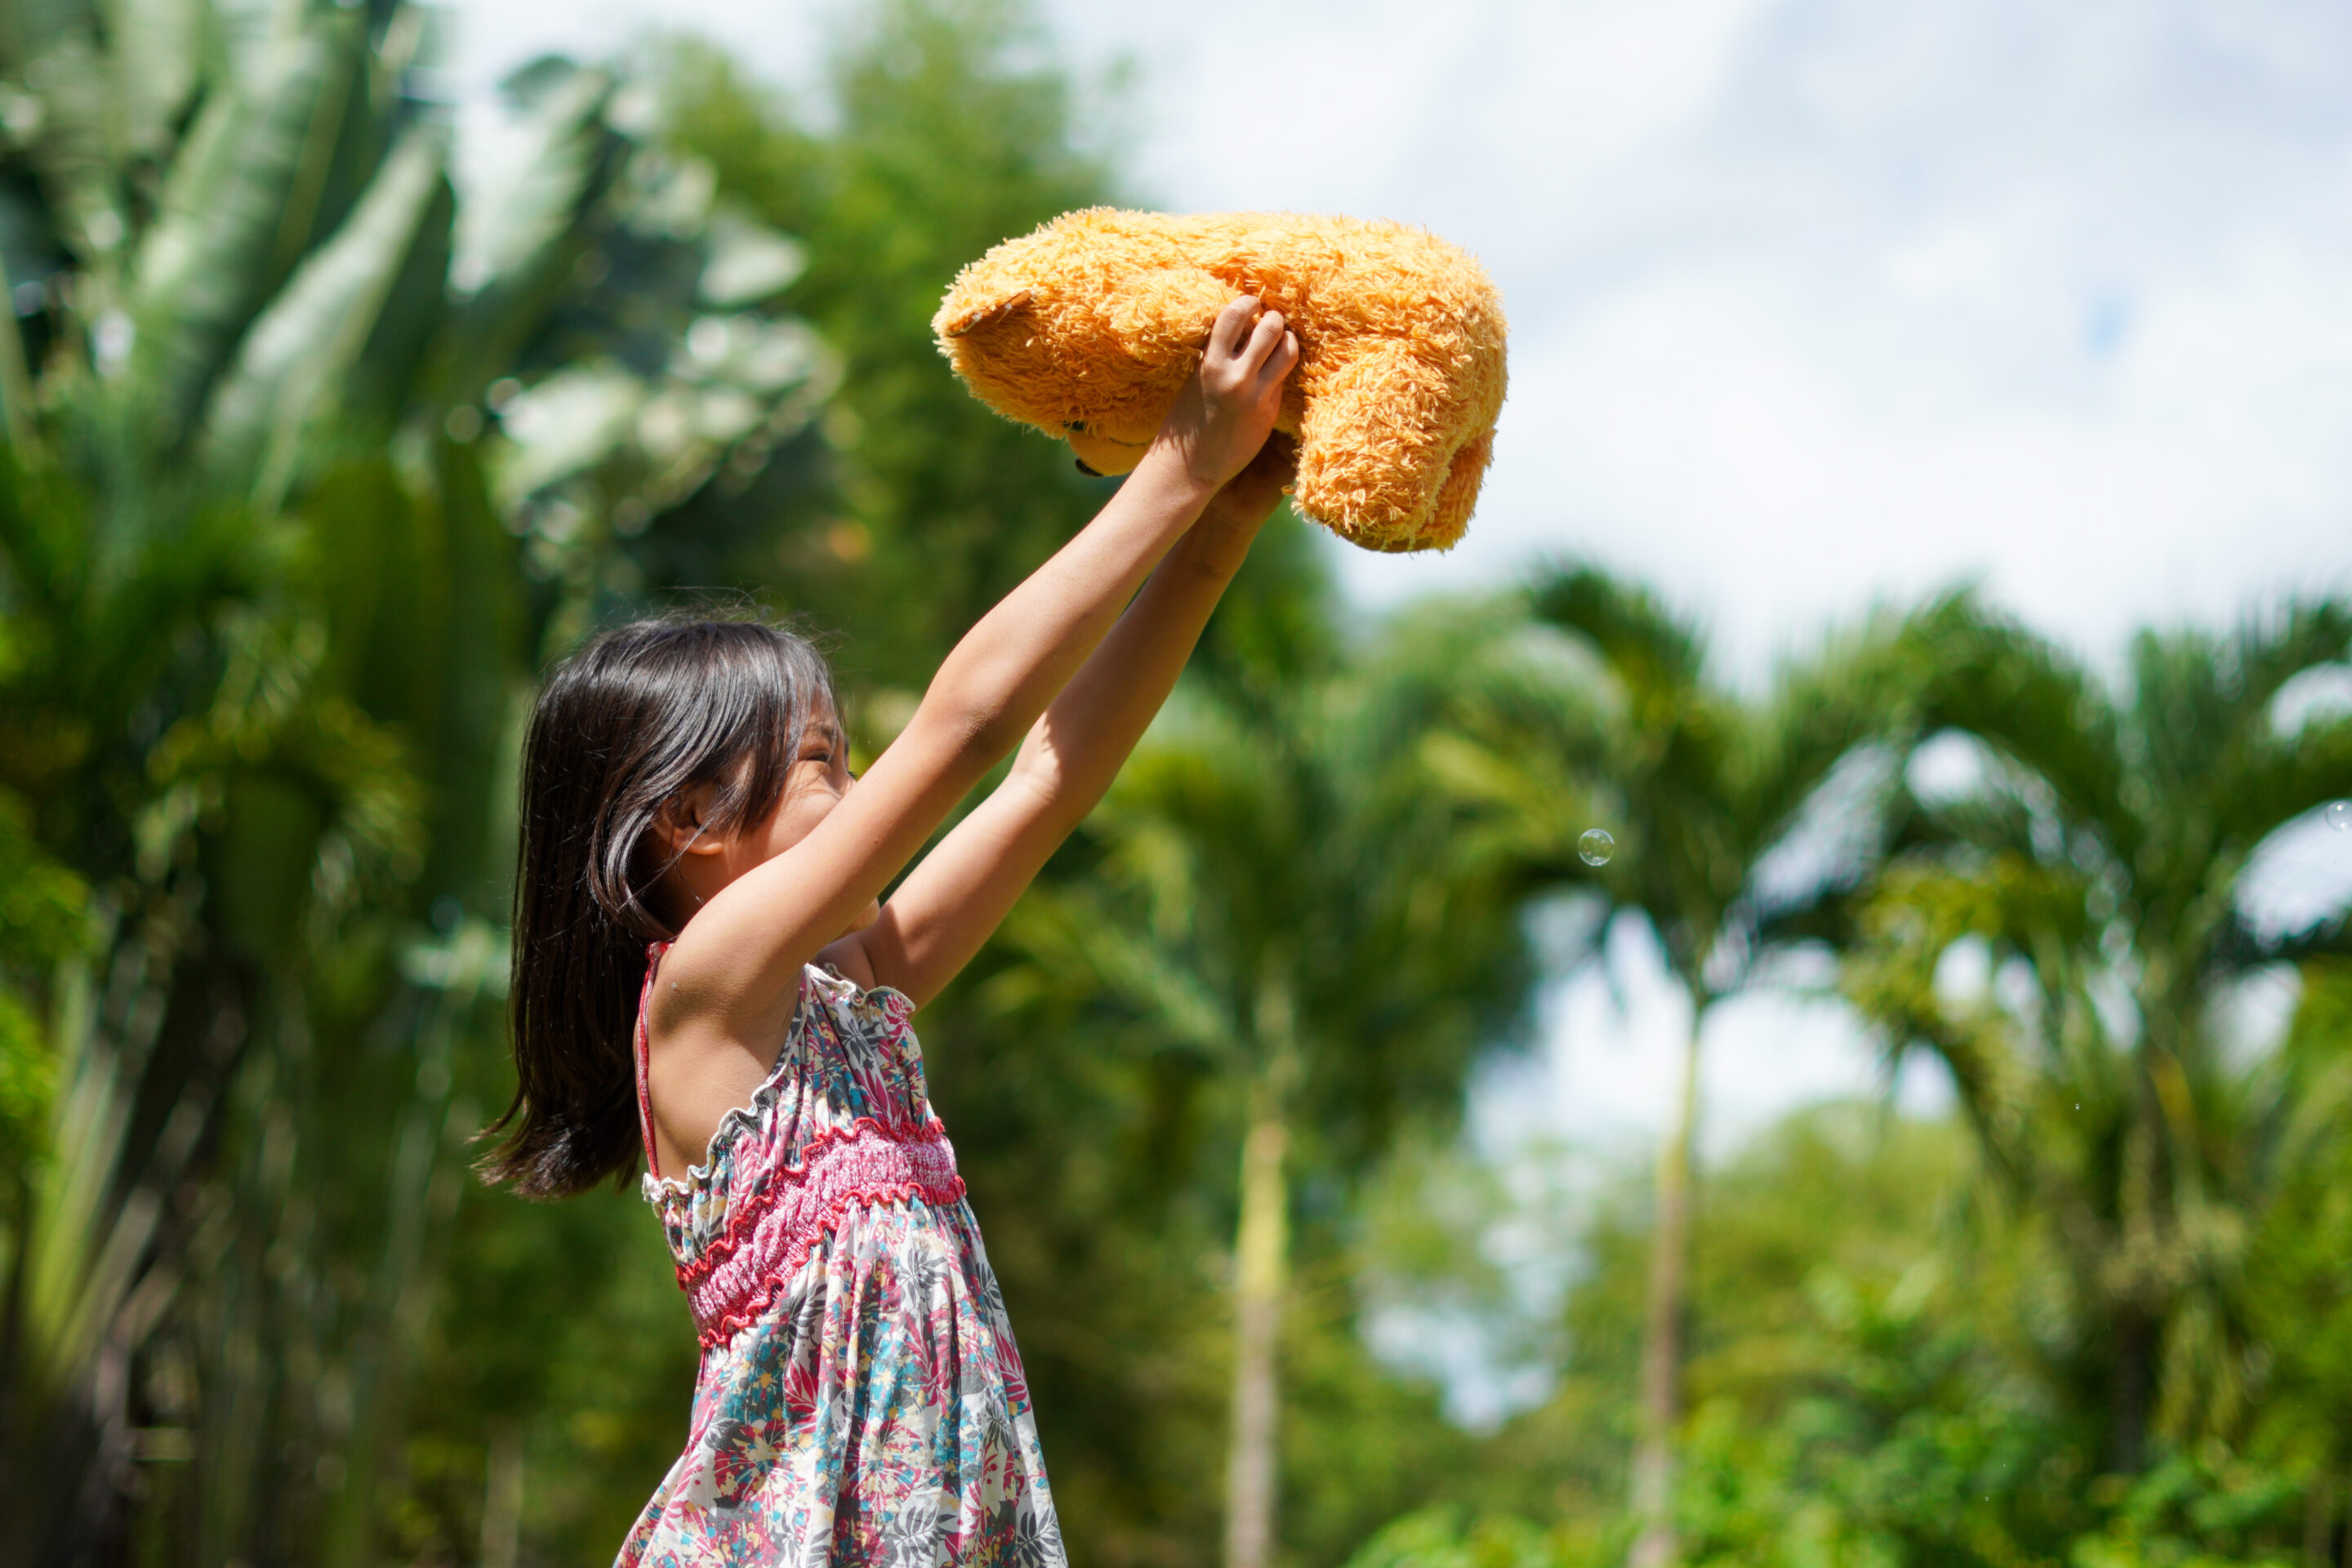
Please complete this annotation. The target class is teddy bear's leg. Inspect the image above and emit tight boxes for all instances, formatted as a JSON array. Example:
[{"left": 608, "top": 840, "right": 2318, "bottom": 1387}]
[
  {"left": 1292, "top": 341, "right": 1462, "bottom": 552},
  {"left": 1423, "top": 430, "right": 1492, "bottom": 551}
]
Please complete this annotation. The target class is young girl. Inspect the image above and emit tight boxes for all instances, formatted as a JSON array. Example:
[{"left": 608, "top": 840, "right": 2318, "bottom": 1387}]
[{"left": 488, "top": 297, "right": 1301, "bottom": 1566}]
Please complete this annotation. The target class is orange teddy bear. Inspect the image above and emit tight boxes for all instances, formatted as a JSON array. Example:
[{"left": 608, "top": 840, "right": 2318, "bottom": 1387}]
[{"left": 933, "top": 209, "right": 1507, "bottom": 553}]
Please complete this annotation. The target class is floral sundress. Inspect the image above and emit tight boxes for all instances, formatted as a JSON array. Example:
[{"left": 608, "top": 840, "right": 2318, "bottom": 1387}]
[{"left": 617, "top": 946, "right": 1065, "bottom": 1567}]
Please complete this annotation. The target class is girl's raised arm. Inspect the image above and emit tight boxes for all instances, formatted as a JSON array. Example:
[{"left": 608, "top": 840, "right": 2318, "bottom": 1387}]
[
  {"left": 656, "top": 298, "right": 1298, "bottom": 1041},
  {"left": 834, "top": 435, "right": 1294, "bottom": 1004}
]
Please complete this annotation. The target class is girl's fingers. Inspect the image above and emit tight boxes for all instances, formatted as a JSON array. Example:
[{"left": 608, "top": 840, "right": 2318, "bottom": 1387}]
[
  {"left": 1240, "top": 308, "right": 1289, "bottom": 371},
  {"left": 1208, "top": 296, "right": 1261, "bottom": 359},
  {"left": 1259, "top": 328, "right": 1300, "bottom": 386}
]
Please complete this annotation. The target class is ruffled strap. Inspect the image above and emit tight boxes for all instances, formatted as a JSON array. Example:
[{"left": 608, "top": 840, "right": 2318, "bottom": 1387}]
[{"left": 635, "top": 941, "right": 672, "bottom": 1179}]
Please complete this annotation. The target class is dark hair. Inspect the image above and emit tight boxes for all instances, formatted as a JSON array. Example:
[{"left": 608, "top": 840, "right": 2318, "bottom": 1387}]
[{"left": 481, "top": 616, "right": 836, "bottom": 1198}]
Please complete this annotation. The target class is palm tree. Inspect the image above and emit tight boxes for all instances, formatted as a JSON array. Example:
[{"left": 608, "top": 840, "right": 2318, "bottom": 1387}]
[
  {"left": 984, "top": 552, "right": 1540, "bottom": 1568},
  {"left": 0, "top": 2, "right": 825, "bottom": 1555},
  {"left": 1431, "top": 564, "right": 1920, "bottom": 1567},
  {"left": 1842, "top": 592, "right": 2352, "bottom": 1475}
]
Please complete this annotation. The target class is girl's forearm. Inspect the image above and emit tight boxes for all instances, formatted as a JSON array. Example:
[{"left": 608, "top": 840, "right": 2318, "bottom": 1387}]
[
  {"left": 851, "top": 505, "right": 1268, "bottom": 1003},
  {"left": 1005, "top": 506, "right": 1265, "bottom": 819},
  {"left": 909, "top": 447, "right": 1215, "bottom": 763}
]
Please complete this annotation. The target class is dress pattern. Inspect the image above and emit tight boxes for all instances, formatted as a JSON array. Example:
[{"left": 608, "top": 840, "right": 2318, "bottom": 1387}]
[{"left": 618, "top": 950, "right": 1065, "bottom": 1568}]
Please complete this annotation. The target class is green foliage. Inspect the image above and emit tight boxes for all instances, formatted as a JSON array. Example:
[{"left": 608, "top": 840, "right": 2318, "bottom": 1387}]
[
  {"left": 1352, "top": 1092, "right": 2345, "bottom": 1567},
  {"left": 1844, "top": 592, "right": 2352, "bottom": 1467},
  {"left": 1347, "top": 1506, "right": 1603, "bottom": 1568},
  {"left": 1669, "top": 1316, "right": 2314, "bottom": 1568},
  {"left": 0, "top": 788, "right": 82, "bottom": 1174},
  {"left": 390, "top": 1184, "right": 698, "bottom": 1562},
  {"left": 658, "top": 0, "right": 1125, "bottom": 682},
  {"left": 0, "top": 0, "right": 828, "bottom": 1557},
  {"left": 2240, "top": 960, "right": 2352, "bottom": 1480}
]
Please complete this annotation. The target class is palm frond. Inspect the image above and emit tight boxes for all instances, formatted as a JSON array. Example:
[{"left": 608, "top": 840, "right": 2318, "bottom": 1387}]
[
  {"left": 117, "top": 16, "right": 368, "bottom": 451},
  {"left": 201, "top": 120, "right": 454, "bottom": 504}
]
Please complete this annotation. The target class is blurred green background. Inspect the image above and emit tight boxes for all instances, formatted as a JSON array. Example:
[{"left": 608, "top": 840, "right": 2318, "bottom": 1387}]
[{"left": 2, "top": 2, "right": 2350, "bottom": 1566}]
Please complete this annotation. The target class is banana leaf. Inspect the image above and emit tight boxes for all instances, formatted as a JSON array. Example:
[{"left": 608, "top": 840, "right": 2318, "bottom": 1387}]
[
  {"left": 202, "top": 119, "right": 453, "bottom": 505},
  {"left": 118, "top": 16, "right": 360, "bottom": 451}
]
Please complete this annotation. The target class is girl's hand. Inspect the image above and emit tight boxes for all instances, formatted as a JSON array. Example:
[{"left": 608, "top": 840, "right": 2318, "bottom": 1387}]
[
  {"left": 1152, "top": 296, "right": 1301, "bottom": 491},
  {"left": 1189, "top": 433, "right": 1296, "bottom": 579},
  {"left": 1203, "top": 431, "right": 1298, "bottom": 532}
]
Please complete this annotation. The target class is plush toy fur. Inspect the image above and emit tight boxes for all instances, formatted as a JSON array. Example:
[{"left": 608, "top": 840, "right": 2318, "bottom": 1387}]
[{"left": 933, "top": 209, "right": 1506, "bottom": 553}]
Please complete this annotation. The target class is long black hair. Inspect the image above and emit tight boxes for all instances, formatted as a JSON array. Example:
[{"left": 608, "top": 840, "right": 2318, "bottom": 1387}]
[{"left": 482, "top": 616, "right": 836, "bottom": 1198}]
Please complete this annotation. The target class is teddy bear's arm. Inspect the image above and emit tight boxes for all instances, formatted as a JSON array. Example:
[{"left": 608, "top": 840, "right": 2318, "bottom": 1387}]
[
  {"left": 1291, "top": 338, "right": 1485, "bottom": 553},
  {"left": 1424, "top": 430, "right": 1492, "bottom": 551}
]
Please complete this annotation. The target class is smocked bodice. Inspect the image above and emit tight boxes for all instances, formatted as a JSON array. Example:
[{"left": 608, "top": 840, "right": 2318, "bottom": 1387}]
[{"left": 635, "top": 956, "right": 967, "bottom": 1348}]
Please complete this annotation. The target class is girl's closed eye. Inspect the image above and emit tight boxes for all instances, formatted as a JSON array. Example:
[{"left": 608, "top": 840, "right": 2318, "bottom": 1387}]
[{"left": 800, "top": 726, "right": 844, "bottom": 768}]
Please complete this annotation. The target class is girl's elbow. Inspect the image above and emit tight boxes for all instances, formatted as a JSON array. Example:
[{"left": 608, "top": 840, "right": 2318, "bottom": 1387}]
[
  {"left": 1004, "top": 752, "right": 1097, "bottom": 829},
  {"left": 1004, "top": 749, "right": 1068, "bottom": 808},
  {"left": 909, "top": 688, "right": 1023, "bottom": 768},
  {"left": 960, "top": 713, "right": 1026, "bottom": 764}
]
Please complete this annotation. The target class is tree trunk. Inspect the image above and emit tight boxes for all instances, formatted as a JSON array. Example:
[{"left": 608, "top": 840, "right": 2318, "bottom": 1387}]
[
  {"left": 2105, "top": 1306, "right": 2154, "bottom": 1475},
  {"left": 1224, "top": 1108, "right": 1290, "bottom": 1568},
  {"left": 482, "top": 1422, "right": 526, "bottom": 1568},
  {"left": 2301, "top": 1468, "right": 2333, "bottom": 1568},
  {"left": 2106, "top": 1037, "right": 2175, "bottom": 1476},
  {"left": 0, "top": 1168, "right": 27, "bottom": 1442},
  {"left": 1628, "top": 1006, "right": 1703, "bottom": 1568},
  {"left": 0, "top": 253, "right": 38, "bottom": 455}
]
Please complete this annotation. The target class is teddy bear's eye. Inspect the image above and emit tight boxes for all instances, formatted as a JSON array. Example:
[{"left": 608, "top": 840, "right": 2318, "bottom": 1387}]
[{"left": 1064, "top": 421, "right": 1087, "bottom": 434}]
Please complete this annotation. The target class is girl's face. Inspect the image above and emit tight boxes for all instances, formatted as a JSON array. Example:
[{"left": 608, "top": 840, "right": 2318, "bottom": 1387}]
[{"left": 654, "top": 706, "right": 881, "bottom": 934}]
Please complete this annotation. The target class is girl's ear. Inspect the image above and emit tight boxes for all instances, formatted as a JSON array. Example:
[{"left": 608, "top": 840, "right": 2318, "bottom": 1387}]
[
  {"left": 653, "top": 784, "right": 728, "bottom": 858},
  {"left": 937, "top": 287, "right": 1035, "bottom": 338}
]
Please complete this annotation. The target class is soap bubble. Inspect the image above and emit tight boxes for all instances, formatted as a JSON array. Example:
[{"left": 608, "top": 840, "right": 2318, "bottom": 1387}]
[
  {"left": 1578, "top": 828, "right": 1615, "bottom": 867},
  {"left": 2328, "top": 800, "right": 2350, "bottom": 833}
]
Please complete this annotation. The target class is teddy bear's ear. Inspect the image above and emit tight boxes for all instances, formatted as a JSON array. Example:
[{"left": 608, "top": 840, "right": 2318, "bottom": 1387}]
[{"left": 940, "top": 287, "right": 1036, "bottom": 337}]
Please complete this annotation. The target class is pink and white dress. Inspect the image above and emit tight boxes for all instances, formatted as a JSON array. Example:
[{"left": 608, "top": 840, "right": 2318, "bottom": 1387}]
[{"left": 617, "top": 947, "right": 1064, "bottom": 1567}]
